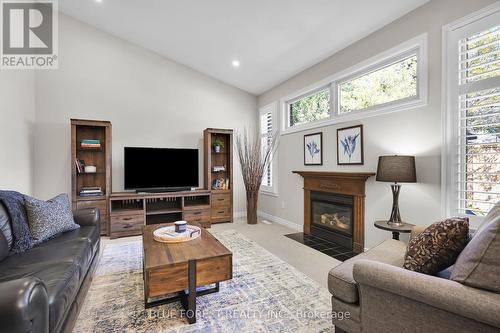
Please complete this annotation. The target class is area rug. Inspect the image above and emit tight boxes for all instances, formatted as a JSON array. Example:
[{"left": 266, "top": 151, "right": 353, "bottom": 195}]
[{"left": 74, "top": 230, "right": 334, "bottom": 333}]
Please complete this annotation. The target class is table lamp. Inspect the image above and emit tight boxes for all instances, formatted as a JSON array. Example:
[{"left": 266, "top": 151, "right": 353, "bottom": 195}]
[{"left": 376, "top": 155, "right": 416, "bottom": 225}]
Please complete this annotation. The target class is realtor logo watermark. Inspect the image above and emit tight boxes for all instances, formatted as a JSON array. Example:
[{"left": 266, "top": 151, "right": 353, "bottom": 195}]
[{"left": 1, "top": 0, "right": 58, "bottom": 69}]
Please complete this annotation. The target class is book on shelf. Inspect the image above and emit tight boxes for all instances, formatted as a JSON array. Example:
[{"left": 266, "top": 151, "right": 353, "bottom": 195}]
[
  {"left": 81, "top": 139, "right": 100, "bottom": 144},
  {"left": 79, "top": 192, "right": 103, "bottom": 197},
  {"left": 79, "top": 187, "right": 103, "bottom": 196},
  {"left": 80, "top": 144, "right": 101, "bottom": 148},
  {"left": 75, "top": 159, "right": 86, "bottom": 173},
  {"left": 80, "top": 139, "right": 101, "bottom": 148},
  {"left": 212, "top": 165, "right": 226, "bottom": 172},
  {"left": 80, "top": 187, "right": 102, "bottom": 192}
]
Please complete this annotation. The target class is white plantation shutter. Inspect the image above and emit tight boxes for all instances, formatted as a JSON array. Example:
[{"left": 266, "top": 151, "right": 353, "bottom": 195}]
[
  {"left": 448, "top": 12, "right": 500, "bottom": 217},
  {"left": 261, "top": 110, "right": 273, "bottom": 188},
  {"left": 259, "top": 103, "right": 278, "bottom": 193}
]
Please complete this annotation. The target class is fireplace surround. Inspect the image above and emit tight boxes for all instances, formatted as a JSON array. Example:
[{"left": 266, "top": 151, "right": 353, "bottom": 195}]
[{"left": 293, "top": 171, "right": 375, "bottom": 253}]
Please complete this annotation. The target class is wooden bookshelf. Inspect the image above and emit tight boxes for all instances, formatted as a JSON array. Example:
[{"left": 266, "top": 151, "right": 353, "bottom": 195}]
[
  {"left": 71, "top": 119, "right": 112, "bottom": 236},
  {"left": 204, "top": 128, "right": 233, "bottom": 224}
]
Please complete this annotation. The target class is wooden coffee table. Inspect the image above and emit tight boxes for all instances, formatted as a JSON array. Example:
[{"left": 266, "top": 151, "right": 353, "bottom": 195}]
[{"left": 142, "top": 223, "right": 232, "bottom": 324}]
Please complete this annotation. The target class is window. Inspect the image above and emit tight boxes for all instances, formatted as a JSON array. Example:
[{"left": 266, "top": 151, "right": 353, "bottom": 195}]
[
  {"left": 339, "top": 55, "right": 417, "bottom": 113},
  {"left": 289, "top": 88, "right": 330, "bottom": 127},
  {"left": 260, "top": 103, "right": 278, "bottom": 194},
  {"left": 444, "top": 5, "right": 500, "bottom": 218},
  {"left": 282, "top": 34, "right": 427, "bottom": 133}
]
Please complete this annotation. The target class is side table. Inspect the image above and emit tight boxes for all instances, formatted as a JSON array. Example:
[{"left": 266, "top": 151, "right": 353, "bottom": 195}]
[{"left": 374, "top": 220, "right": 415, "bottom": 240}]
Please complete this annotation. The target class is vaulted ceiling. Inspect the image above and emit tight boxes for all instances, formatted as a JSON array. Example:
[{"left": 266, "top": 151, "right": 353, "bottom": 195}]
[{"left": 60, "top": 0, "right": 430, "bottom": 94}]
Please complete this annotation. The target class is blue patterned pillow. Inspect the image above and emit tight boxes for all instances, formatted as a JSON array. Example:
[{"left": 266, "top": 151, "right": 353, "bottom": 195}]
[
  {"left": 25, "top": 194, "right": 80, "bottom": 244},
  {"left": 0, "top": 190, "right": 34, "bottom": 254}
]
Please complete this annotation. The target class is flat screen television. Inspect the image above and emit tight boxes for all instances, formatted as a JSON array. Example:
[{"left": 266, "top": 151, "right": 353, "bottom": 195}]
[{"left": 124, "top": 147, "right": 199, "bottom": 191}]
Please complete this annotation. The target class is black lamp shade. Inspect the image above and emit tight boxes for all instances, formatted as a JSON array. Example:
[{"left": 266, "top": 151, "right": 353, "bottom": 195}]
[{"left": 376, "top": 156, "right": 416, "bottom": 183}]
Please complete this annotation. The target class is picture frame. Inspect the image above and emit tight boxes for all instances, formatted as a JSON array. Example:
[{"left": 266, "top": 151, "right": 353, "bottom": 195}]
[
  {"left": 337, "top": 125, "right": 364, "bottom": 165},
  {"left": 304, "top": 132, "right": 323, "bottom": 165}
]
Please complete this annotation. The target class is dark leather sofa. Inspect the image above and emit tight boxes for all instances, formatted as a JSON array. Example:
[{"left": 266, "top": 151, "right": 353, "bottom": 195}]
[{"left": 0, "top": 207, "right": 100, "bottom": 333}]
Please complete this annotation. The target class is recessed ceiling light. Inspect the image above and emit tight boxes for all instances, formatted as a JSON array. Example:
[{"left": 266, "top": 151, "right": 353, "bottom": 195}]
[
  {"left": 95, "top": 0, "right": 103, "bottom": 3},
  {"left": 232, "top": 60, "right": 240, "bottom": 68}
]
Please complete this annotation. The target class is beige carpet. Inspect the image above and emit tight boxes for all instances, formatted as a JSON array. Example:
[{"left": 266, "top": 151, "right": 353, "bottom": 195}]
[{"left": 75, "top": 229, "right": 335, "bottom": 332}]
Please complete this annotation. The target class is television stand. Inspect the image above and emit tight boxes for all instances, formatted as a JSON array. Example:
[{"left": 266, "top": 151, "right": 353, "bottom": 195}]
[
  {"left": 109, "top": 190, "right": 215, "bottom": 239},
  {"left": 136, "top": 187, "right": 193, "bottom": 193}
]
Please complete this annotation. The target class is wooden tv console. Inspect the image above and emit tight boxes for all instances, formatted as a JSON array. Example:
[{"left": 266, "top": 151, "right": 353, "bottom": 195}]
[{"left": 109, "top": 190, "right": 232, "bottom": 239}]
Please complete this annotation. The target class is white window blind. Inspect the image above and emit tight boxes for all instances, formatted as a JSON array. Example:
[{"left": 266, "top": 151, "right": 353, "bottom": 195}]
[
  {"left": 456, "top": 24, "right": 500, "bottom": 216},
  {"left": 260, "top": 107, "right": 274, "bottom": 189}
]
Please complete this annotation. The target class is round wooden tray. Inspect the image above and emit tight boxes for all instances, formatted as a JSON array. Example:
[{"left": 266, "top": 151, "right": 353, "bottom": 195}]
[{"left": 153, "top": 225, "right": 201, "bottom": 243}]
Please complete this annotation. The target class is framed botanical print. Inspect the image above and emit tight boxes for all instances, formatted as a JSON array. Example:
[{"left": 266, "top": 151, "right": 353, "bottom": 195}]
[
  {"left": 304, "top": 132, "right": 323, "bottom": 165},
  {"left": 337, "top": 125, "right": 364, "bottom": 165}
]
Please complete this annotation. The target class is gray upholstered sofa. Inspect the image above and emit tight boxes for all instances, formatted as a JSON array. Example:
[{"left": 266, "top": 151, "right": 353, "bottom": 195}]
[{"left": 328, "top": 212, "right": 500, "bottom": 332}]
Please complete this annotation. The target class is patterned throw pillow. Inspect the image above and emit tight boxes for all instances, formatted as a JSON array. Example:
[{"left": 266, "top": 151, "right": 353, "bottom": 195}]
[
  {"left": 25, "top": 194, "right": 80, "bottom": 244},
  {"left": 403, "top": 217, "right": 469, "bottom": 275}
]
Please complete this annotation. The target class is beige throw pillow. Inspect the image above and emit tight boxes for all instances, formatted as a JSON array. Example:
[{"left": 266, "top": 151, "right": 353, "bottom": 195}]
[{"left": 451, "top": 201, "right": 500, "bottom": 292}]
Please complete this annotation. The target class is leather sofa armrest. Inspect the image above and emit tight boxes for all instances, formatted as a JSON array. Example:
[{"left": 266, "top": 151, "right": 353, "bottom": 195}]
[
  {"left": 73, "top": 208, "right": 100, "bottom": 227},
  {"left": 0, "top": 277, "right": 49, "bottom": 333},
  {"left": 353, "top": 259, "right": 500, "bottom": 328}
]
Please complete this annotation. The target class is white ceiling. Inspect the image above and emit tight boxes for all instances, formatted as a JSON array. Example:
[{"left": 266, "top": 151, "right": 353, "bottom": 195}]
[{"left": 59, "top": 0, "right": 429, "bottom": 95}]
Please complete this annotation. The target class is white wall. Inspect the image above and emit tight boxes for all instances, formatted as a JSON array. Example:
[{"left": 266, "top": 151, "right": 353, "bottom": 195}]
[
  {"left": 34, "top": 14, "right": 257, "bottom": 213},
  {"left": 0, "top": 71, "right": 36, "bottom": 194},
  {"left": 257, "top": 0, "right": 496, "bottom": 248}
]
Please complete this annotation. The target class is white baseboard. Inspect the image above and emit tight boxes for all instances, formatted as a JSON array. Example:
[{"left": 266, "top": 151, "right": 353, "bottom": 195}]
[{"left": 257, "top": 211, "right": 302, "bottom": 231}]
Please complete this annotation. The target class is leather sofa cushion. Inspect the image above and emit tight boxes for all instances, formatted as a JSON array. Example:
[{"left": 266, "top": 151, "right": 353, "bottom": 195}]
[
  {"left": 0, "top": 259, "right": 81, "bottom": 332},
  {"left": 0, "top": 225, "right": 98, "bottom": 330},
  {"left": 29, "top": 226, "right": 99, "bottom": 281},
  {"left": 328, "top": 239, "right": 406, "bottom": 304},
  {"left": 0, "top": 203, "right": 13, "bottom": 252},
  {"left": 46, "top": 262, "right": 81, "bottom": 332}
]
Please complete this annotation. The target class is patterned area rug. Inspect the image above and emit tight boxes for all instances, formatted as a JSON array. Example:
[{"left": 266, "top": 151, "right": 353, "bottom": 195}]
[{"left": 74, "top": 230, "right": 334, "bottom": 333}]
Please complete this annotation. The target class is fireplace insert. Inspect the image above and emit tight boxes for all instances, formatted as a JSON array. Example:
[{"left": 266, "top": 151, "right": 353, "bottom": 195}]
[{"left": 310, "top": 191, "right": 353, "bottom": 249}]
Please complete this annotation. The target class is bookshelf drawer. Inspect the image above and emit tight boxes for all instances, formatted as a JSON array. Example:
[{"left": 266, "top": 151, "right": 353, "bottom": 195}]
[
  {"left": 211, "top": 207, "right": 231, "bottom": 221},
  {"left": 184, "top": 209, "right": 210, "bottom": 223},
  {"left": 76, "top": 200, "right": 107, "bottom": 214},
  {"left": 211, "top": 193, "right": 231, "bottom": 207},
  {"left": 110, "top": 213, "right": 144, "bottom": 233}
]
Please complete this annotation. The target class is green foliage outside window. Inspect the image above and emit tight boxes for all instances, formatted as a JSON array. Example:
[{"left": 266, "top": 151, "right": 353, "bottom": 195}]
[
  {"left": 289, "top": 89, "right": 330, "bottom": 127},
  {"left": 339, "top": 56, "right": 418, "bottom": 113}
]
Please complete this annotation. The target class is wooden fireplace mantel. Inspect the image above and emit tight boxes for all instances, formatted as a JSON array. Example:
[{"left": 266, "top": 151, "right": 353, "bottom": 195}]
[{"left": 293, "top": 171, "right": 375, "bottom": 253}]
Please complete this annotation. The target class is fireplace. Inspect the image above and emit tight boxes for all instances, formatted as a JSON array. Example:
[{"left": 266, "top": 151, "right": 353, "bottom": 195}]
[
  {"left": 293, "top": 171, "right": 375, "bottom": 253},
  {"left": 311, "top": 192, "right": 353, "bottom": 249}
]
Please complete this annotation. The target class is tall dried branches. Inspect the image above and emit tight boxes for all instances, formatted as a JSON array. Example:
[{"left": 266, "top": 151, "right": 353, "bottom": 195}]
[{"left": 235, "top": 128, "right": 279, "bottom": 193}]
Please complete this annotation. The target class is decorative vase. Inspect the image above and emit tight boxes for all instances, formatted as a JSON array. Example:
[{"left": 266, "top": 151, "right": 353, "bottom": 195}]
[
  {"left": 214, "top": 145, "right": 221, "bottom": 153},
  {"left": 246, "top": 190, "right": 259, "bottom": 224}
]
